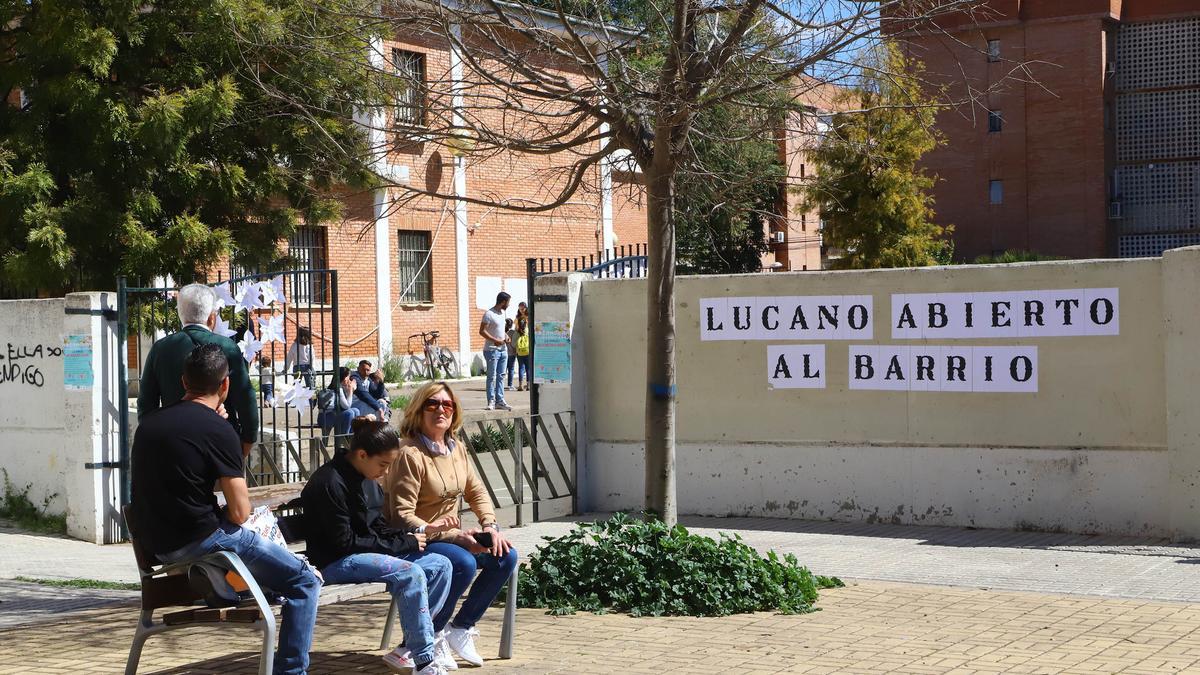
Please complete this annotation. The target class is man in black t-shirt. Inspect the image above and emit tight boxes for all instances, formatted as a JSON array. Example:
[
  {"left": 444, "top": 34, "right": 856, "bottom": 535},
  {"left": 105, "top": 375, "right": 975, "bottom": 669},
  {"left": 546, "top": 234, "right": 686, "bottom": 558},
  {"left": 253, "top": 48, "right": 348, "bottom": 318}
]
[{"left": 131, "top": 344, "right": 320, "bottom": 675}]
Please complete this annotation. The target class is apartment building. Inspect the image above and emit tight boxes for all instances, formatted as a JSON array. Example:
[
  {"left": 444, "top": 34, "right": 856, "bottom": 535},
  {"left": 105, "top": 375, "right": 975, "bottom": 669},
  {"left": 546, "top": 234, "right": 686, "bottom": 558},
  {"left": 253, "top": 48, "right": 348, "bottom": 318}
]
[{"left": 896, "top": 0, "right": 1200, "bottom": 260}]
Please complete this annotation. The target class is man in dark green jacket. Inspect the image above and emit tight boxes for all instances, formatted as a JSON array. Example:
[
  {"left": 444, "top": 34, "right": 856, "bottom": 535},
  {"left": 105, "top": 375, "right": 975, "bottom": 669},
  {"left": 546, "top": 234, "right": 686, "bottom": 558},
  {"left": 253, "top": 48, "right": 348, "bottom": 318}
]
[{"left": 138, "top": 283, "right": 259, "bottom": 455}]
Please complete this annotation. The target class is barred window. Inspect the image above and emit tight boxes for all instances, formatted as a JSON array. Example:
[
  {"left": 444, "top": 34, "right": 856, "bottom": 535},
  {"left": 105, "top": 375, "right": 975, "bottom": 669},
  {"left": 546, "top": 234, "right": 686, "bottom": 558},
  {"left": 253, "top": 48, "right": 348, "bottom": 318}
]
[
  {"left": 393, "top": 49, "right": 426, "bottom": 127},
  {"left": 988, "top": 109, "right": 1003, "bottom": 133},
  {"left": 397, "top": 230, "right": 432, "bottom": 303},
  {"left": 288, "top": 225, "right": 328, "bottom": 304}
]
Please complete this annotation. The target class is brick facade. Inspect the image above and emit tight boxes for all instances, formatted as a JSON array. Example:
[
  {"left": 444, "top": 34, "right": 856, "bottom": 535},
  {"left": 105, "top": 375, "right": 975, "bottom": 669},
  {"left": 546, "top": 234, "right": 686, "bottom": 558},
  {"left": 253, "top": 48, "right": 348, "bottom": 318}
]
[
  {"left": 897, "top": 0, "right": 1200, "bottom": 261},
  {"left": 294, "top": 37, "right": 846, "bottom": 362}
]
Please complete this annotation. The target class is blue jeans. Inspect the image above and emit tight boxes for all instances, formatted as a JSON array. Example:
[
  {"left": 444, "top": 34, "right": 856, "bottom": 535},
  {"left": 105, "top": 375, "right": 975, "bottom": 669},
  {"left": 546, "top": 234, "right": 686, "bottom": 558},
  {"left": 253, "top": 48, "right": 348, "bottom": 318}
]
[
  {"left": 425, "top": 541, "right": 518, "bottom": 632},
  {"left": 506, "top": 353, "right": 516, "bottom": 387},
  {"left": 516, "top": 355, "right": 529, "bottom": 384},
  {"left": 318, "top": 408, "right": 355, "bottom": 436},
  {"left": 321, "top": 552, "right": 452, "bottom": 663},
  {"left": 483, "top": 347, "right": 508, "bottom": 405},
  {"left": 294, "top": 364, "right": 313, "bottom": 389},
  {"left": 159, "top": 522, "right": 320, "bottom": 675},
  {"left": 352, "top": 399, "right": 387, "bottom": 419}
]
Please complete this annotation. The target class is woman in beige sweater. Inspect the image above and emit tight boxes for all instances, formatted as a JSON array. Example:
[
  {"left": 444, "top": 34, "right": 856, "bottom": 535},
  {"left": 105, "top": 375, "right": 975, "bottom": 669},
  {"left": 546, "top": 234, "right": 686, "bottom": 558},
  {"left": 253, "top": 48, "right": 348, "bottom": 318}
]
[{"left": 383, "top": 381, "right": 516, "bottom": 668}]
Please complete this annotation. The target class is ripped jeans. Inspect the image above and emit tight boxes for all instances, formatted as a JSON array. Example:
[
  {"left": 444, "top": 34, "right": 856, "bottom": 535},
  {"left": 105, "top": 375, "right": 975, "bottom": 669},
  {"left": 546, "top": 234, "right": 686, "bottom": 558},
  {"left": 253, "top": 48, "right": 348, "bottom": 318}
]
[{"left": 320, "top": 552, "right": 452, "bottom": 663}]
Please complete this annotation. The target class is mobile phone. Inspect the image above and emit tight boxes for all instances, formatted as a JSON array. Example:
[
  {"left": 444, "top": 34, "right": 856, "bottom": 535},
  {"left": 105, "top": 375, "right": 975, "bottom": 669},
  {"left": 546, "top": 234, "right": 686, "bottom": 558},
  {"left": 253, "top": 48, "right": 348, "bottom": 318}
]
[{"left": 472, "top": 531, "right": 494, "bottom": 548}]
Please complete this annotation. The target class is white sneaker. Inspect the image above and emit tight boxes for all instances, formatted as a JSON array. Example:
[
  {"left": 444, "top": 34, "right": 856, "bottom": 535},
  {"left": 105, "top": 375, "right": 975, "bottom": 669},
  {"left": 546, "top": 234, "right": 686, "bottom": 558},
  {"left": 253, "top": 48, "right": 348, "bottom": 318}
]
[
  {"left": 496, "top": 402, "right": 513, "bottom": 411},
  {"left": 414, "top": 662, "right": 450, "bottom": 675},
  {"left": 445, "top": 626, "right": 484, "bottom": 667},
  {"left": 382, "top": 648, "right": 414, "bottom": 672},
  {"left": 434, "top": 632, "right": 459, "bottom": 670},
  {"left": 484, "top": 403, "right": 494, "bottom": 411}
]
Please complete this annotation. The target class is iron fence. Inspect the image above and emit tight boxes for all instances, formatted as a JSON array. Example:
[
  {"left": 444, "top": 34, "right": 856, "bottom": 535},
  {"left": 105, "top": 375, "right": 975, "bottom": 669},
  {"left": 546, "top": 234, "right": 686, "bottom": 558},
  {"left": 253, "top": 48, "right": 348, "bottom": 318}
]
[{"left": 117, "top": 269, "right": 340, "bottom": 507}]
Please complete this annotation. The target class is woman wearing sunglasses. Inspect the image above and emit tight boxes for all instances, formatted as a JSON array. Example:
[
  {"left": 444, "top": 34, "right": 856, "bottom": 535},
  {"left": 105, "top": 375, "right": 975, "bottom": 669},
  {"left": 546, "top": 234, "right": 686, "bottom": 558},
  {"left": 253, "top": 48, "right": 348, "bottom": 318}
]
[
  {"left": 301, "top": 418, "right": 460, "bottom": 674},
  {"left": 383, "top": 381, "right": 517, "bottom": 669}
]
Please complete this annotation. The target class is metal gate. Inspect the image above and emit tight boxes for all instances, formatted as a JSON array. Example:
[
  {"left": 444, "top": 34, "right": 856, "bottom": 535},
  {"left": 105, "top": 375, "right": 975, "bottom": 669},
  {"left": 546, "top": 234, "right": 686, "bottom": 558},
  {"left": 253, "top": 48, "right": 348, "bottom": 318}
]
[
  {"left": 524, "top": 244, "right": 648, "bottom": 418},
  {"left": 116, "top": 269, "right": 340, "bottom": 509}
]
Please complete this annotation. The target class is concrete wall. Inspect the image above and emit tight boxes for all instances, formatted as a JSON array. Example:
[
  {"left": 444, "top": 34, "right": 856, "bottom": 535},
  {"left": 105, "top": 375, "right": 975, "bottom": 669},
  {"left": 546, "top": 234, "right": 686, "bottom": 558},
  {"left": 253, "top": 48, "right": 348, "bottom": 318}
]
[
  {"left": 551, "top": 247, "right": 1200, "bottom": 538},
  {"left": 0, "top": 294, "right": 122, "bottom": 543}
]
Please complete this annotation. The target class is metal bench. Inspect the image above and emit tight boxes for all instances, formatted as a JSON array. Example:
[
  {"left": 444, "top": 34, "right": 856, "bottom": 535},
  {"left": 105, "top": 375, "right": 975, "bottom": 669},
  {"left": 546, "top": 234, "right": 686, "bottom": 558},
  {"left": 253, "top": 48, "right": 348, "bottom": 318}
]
[{"left": 122, "top": 503, "right": 517, "bottom": 675}]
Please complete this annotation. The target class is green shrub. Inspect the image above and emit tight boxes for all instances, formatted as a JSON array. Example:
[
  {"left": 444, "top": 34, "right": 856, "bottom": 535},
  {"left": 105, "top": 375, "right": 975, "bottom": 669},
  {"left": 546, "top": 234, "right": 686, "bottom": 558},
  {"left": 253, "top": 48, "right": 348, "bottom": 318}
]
[
  {"left": 517, "top": 512, "right": 842, "bottom": 617},
  {"left": 390, "top": 393, "right": 412, "bottom": 410},
  {"left": 970, "top": 250, "right": 1064, "bottom": 265},
  {"left": 0, "top": 470, "right": 67, "bottom": 535},
  {"left": 381, "top": 353, "right": 406, "bottom": 384},
  {"left": 467, "top": 422, "right": 516, "bottom": 453}
]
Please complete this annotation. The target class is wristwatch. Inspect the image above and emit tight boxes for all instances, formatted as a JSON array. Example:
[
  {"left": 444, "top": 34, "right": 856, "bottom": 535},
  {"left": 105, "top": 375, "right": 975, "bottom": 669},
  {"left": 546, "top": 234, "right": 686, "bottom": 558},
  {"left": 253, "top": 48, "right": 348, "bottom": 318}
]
[
  {"left": 415, "top": 524, "right": 427, "bottom": 534},
  {"left": 484, "top": 523, "right": 500, "bottom": 532}
]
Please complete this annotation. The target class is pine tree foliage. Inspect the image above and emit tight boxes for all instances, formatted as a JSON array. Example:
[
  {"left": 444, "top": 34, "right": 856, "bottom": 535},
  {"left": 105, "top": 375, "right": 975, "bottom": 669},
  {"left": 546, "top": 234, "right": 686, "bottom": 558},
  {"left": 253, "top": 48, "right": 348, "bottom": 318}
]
[
  {"left": 0, "top": 0, "right": 391, "bottom": 293},
  {"left": 805, "top": 44, "right": 951, "bottom": 269}
]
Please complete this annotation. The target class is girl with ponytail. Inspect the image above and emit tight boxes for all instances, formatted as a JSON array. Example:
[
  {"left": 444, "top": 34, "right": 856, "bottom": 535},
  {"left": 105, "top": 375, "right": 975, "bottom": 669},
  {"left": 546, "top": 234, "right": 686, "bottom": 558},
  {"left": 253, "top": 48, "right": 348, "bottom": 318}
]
[{"left": 301, "top": 418, "right": 459, "bottom": 674}]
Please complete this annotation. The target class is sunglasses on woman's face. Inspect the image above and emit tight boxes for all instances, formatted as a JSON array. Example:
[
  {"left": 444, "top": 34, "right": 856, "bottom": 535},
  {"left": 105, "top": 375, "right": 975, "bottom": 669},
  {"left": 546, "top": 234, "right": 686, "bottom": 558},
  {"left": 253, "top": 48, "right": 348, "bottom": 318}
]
[{"left": 423, "top": 398, "right": 455, "bottom": 413}]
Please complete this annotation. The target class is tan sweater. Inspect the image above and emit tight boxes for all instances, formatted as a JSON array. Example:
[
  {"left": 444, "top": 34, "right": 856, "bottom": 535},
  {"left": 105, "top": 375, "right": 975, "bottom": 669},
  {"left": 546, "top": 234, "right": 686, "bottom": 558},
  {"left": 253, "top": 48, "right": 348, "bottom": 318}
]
[{"left": 381, "top": 435, "right": 496, "bottom": 542}]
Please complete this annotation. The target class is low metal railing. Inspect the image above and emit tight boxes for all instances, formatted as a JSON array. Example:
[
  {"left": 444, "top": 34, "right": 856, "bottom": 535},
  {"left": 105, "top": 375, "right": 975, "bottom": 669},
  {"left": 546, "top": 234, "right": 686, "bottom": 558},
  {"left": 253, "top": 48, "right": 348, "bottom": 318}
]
[{"left": 244, "top": 411, "right": 577, "bottom": 523}]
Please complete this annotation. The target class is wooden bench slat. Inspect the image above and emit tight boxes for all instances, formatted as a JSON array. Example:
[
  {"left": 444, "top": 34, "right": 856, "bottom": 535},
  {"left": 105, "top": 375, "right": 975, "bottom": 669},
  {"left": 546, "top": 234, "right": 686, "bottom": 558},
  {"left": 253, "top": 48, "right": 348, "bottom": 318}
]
[
  {"left": 318, "top": 582, "right": 388, "bottom": 605},
  {"left": 162, "top": 606, "right": 266, "bottom": 625}
]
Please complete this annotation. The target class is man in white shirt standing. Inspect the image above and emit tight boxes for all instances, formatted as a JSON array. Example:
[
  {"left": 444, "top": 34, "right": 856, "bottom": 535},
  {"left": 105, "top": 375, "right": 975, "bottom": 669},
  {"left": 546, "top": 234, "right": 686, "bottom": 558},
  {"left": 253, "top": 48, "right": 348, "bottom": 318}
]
[{"left": 479, "top": 292, "right": 512, "bottom": 411}]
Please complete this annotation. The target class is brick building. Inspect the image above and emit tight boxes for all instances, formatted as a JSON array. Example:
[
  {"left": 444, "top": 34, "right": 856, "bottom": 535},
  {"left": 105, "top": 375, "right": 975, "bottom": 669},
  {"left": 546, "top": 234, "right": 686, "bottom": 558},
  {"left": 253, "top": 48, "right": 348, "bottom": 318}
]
[
  {"left": 895, "top": 0, "right": 1200, "bottom": 261},
  {"left": 281, "top": 45, "right": 843, "bottom": 368},
  {"left": 769, "top": 81, "right": 844, "bottom": 272},
  {"left": 273, "top": 27, "right": 647, "bottom": 370}
]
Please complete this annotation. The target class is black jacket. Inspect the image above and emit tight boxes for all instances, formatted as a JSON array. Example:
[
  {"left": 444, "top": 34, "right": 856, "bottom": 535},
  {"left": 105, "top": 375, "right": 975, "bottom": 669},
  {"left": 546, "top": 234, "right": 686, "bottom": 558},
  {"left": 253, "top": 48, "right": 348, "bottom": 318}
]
[{"left": 300, "top": 453, "right": 420, "bottom": 569}]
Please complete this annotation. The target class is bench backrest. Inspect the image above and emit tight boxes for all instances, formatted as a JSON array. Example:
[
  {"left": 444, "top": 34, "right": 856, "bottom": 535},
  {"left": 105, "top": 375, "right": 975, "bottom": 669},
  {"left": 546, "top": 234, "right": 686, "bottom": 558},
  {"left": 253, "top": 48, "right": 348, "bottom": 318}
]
[{"left": 121, "top": 504, "right": 205, "bottom": 610}]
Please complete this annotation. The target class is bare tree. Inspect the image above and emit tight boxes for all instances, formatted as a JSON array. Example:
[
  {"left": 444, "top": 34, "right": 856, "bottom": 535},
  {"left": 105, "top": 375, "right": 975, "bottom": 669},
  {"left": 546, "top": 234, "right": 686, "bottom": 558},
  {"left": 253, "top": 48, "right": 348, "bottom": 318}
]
[{"left": 241, "top": 0, "right": 1007, "bottom": 525}]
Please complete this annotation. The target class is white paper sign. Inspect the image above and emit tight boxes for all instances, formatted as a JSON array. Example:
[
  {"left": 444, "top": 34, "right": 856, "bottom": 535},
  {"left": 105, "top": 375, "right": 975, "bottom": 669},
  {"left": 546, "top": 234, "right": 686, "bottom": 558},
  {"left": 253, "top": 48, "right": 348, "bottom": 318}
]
[
  {"left": 891, "top": 289, "right": 1118, "bottom": 339},
  {"left": 701, "top": 295, "right": 873, "bottom": 341},
  {"left": 767, "top": 345, "right": 826, "bottom": 389},
  {"left": 848, "top": 345, "right": 1038, "bottom": 393}
]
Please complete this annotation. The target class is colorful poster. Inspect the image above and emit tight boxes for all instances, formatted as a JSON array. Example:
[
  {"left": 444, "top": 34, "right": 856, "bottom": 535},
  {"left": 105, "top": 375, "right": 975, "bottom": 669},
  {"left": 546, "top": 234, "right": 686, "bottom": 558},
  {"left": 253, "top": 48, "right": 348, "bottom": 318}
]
[
  {"left": 533, "top": 320, "right": 571, "bottom": 384},
  {"left": 63, "top": 334, "right": 93, "bottom": 390}
]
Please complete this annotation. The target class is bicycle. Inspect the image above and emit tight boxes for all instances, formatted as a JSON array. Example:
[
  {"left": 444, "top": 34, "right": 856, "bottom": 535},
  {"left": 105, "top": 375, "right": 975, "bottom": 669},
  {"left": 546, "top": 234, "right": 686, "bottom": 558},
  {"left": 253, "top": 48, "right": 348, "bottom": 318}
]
[{"left": 407, "top": 330, "right": 460, "bottom": 380}]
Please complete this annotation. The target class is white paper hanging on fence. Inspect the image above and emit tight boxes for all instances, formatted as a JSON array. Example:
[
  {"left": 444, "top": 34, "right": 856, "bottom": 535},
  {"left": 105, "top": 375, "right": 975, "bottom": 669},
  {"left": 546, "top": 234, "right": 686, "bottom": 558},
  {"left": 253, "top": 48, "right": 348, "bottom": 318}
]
[
  {"left": 848, "top": 345, "right": 1038, "bottom": 393},
  {"left": 700, "top": 295, "right": 873, "bottom": 341}
]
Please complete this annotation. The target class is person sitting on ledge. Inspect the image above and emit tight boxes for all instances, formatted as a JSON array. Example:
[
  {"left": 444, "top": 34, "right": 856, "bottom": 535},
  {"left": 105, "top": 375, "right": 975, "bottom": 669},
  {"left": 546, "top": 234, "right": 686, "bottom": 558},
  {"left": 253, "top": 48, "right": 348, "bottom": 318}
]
[
  {"left": 131, "top": 343, "right": 320, "bottom": 675},
  {"left": 383, "top": 381, "right": 517, "bottom": 668},
  {"left": 301, "top": 418, "right": 459, "bottom": 675}
]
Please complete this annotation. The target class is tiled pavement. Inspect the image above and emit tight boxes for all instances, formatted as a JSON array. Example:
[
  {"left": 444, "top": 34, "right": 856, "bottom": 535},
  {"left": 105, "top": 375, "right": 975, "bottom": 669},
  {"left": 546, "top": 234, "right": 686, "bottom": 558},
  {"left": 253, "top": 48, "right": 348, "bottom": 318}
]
[
  {"left": 5, "top": 581, "right": 1200, "bottom": 673},
  {"left": 5, "top": 514, "right": 1200, "bottom": 672}
]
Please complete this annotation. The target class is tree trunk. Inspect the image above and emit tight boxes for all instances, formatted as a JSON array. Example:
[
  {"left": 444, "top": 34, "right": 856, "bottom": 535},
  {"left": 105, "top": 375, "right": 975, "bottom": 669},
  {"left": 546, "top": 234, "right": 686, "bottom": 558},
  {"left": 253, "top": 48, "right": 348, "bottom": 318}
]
[{"left": 644, "top": 156, "right": 678, "bottom": 526}]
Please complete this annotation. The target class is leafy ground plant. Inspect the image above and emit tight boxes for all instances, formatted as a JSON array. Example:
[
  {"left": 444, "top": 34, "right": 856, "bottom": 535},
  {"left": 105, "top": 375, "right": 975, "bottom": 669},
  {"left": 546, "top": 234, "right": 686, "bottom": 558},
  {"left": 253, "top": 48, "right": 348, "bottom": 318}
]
[
  {"left": 517, "top": 512, "right": 843, "bottom": 617},
  {"left": 0, "top": 470, "right": 67, "bottom": 535}
]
